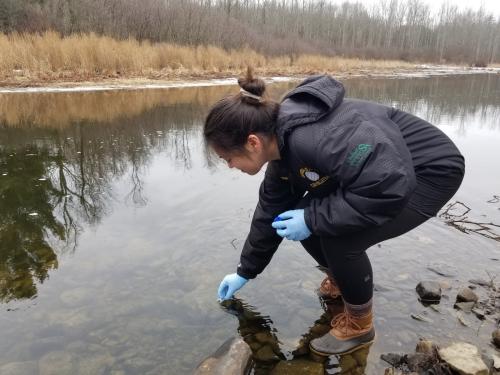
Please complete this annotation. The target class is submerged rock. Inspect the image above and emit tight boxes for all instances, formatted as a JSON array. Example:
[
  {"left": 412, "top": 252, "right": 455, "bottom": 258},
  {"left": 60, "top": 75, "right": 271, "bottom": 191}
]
[
  {"left": 454, "top": 302, "right": 475, "bottom": 313},
  {"left": 468, "top": 279, "right": 492, "bottom": 287},
  {"left": 380, "top": 353, "right": 404, "bottom": 367},
  {"left": 270, "top": 359, "right": 323, "bottom": 375},
  {"left": 492, "top": 353, "right": 500, "bottom": 370},
  {"left": 456, "top": 288, "right": 479, "bottom": 303},
  {"left": 416, "top": 281, "right": 441, "bottom": 302},
  {"left": 410, "top": 313, "right": 433, "bottom": 323},
  {"left": 254, "top": 345, "right": 280, "bottom": 363},
  {"left": 415, "top": 339, "right": 438, "bottom": 355},
  {"left": 406, "top": 352, "right": 435, "bottom": 372},
  {"left": 492, "top": 329, "right": 500, "bottom": 349},
  {"left": 383, "top": 368, "right": 404, "bottom": 375},
  {"left": 471, "top": 307, "right": 486, "bottom": 320},
  {"left": 438, "top": 342, "right": 488, "bottom": 375},
  {"left": 0, "top": 361, "right": 38, "bottom": 375},
  {"left": 38, "top": 351, "right": 76, "bottom": 375},
  {"left": 194, "top": 337, "right": 251, "bottom": 375}
]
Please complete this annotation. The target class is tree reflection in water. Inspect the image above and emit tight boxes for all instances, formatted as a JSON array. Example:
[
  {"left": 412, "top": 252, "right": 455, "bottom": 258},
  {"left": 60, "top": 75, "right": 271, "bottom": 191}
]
[
  {"left": 0, "top": 150, "right": 61, "bottom": 302},
  {"left": 0, "top": 89, "right": 208, "bottom": 303}
]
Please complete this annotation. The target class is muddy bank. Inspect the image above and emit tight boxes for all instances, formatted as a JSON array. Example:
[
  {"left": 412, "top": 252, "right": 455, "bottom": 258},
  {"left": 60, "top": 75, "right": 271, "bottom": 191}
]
[{"left": 1, "top": 65, "right": 499, "bottom": 93}]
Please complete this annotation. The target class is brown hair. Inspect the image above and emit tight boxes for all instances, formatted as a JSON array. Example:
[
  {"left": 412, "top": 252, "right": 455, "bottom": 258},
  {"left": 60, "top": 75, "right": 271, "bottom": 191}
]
[{"left": 204, "top": 67, "right": 280, "bottom": 153}]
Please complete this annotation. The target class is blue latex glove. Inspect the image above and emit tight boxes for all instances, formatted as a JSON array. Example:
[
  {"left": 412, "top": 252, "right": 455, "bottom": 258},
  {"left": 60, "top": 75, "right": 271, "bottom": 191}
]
[
  {"left": 217, "top": 273, "right": 248, "bottom": 301},
  {"left": 271, "top": 209, "right": 312, "bottom": 241}
]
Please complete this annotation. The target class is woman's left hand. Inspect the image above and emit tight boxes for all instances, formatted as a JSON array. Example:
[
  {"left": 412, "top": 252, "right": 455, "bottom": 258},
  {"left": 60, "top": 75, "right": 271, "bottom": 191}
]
[{"left": 271, "top": 209, "right": 312, "bottom": 241}]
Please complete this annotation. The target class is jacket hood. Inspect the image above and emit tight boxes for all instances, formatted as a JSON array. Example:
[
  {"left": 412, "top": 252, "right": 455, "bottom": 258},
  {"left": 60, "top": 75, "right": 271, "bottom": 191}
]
[{"left": 276, "top": 74, "right": 345, "bottom": 151}]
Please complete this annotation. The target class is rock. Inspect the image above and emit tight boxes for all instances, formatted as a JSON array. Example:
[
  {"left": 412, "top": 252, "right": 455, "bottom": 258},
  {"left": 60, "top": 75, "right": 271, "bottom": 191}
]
[
  {"left": 416, "top": 281, "right": 441, "bottom": 302},
  {"left": 456, "top": 288, "right": 479, "bottom": 303},
  {"left": 406, "top": 352, "right": 434, "bottom": 372},
  {"left": 410, "top": 313, "right": 433, "bottom": 323},
  {"left": 457, "top": 313, "right": 470, "bottom": 327},
  {"left": 254, "top": 332, "right": 276, "bottom": 345},
  {"left": 0, "top": 361, "right": 38, "bottom": 375},
  {"left": 415, "top": 339, "right": 437, "bottom": 355},
  {"left": 492, "top": 329, "right": 500, "bottom": 349},
  {"left": 254, "top": 345, "right": 280, "bottom": 362},
  {"left": 38, "top": 351, "right": 76, "bottom": 375},
  {"left": 468, "top": 279, "right": 492, "bottom": 287},
  {"left": 384, "top": 368, "right": 404, "bottom": 375},
  {"left": 380, "top": 353, "right": 404, "bottom": 366},
  {"left": 77, "top": 353, "right": 115, "bottom": 375},
  {"left": 492, "top": 354, "right": 500, "bottom": 370},
  {"left": 438, "top": 342, "right": 489, "bottom": 375},
  {"left": 454, "top": 302, "right": 475, "bottom": 313},
  {"left": 439, "top": 280, "right": 452, "bottom": 290},
  {"left": 471, "top": 308, "right": 486, "bottom": 320},
  {"left": 194, "top": 337, "right": 252, "bottom": 375},
  {"left": 270, "top": 359, "right": 324, "bottom": 375}
]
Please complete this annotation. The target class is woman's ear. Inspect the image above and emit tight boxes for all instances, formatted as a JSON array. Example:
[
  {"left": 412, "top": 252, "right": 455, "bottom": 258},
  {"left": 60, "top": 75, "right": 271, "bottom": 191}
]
[{"left": 246, "top": 134, "right": 262, "bottom": 152}]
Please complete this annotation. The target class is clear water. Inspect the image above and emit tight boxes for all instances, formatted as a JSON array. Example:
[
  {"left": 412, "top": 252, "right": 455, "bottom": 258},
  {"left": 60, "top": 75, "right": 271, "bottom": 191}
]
[{"left": 0, "top": 75, "right": 499, "bottom": 374}]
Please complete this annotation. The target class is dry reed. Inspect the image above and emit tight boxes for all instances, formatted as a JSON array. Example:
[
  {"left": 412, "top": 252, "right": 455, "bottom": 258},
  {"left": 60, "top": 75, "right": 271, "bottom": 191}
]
[{"left": 0, "top": 31, "right": 416, "bottom": 85}]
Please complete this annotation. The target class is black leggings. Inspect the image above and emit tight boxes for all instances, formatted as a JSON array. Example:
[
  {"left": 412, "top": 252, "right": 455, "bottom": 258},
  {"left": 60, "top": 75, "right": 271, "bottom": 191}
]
[{"left": 298, "top": 169, "right": 464, "bottom": 305}]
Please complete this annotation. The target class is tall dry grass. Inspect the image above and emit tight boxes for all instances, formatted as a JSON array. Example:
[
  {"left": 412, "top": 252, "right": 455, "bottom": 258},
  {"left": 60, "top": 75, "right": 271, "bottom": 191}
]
[{"left": 0, "top": 31, "right": 416, "bottom": 84}]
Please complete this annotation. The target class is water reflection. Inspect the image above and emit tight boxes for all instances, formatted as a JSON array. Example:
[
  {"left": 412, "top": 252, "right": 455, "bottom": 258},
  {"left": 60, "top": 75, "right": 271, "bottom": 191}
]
[
  {"left": 0, "top": 75, "right": 500, "bottom": 301},
  {"left": 0, "top": 74, "right": 499, "bottom": 374},
  {"left": 1, "top": 75, "right": 499, "bottom": 131},
  {"left": 220, "top": 298, "right": 371, "bottom": 374},
  {"left": 0, "top": 103, "right": 208, "bottom": 301},
  {"left": 346, "top": 74, "right": 500, "bottom": 132},
  {"left": 0, "top": 75, "right": 499, "bottom": 302},
  {"left": 0, "top": 149, "right": 60, "bottom": 302}
]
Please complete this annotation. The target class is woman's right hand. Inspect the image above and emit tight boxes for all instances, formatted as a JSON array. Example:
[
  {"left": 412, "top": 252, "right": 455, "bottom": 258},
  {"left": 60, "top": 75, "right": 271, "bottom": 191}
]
[{"left": 217, "top": 273, "right": 248, "bottom": 301}]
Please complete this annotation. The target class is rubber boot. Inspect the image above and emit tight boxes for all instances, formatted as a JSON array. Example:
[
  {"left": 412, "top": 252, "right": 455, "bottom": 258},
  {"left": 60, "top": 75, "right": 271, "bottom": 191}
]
[{"left": 309, "top": 304, "right": 375, "bottom": 356}]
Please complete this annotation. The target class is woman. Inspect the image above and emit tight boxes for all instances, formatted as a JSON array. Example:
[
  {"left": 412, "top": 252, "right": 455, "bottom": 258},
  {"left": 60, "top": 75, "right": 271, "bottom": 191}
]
[{"left": 204, "top": 69, "right": 464, "bottom": 356}]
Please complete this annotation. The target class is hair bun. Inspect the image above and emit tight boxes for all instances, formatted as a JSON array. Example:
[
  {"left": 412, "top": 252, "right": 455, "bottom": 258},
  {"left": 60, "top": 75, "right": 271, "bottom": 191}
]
[{"left": 237, "top": 67, "right": 266, "bottom": 97}]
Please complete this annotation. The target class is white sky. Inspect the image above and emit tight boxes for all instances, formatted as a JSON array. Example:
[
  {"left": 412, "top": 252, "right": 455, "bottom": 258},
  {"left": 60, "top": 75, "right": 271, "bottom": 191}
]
[{"left": 330, "top": 0, "right": 500, "bottom": 17}]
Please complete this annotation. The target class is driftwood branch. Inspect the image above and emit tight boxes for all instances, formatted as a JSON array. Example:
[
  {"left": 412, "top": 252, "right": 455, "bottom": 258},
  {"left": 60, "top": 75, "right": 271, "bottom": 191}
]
[{"left": 439, "top": 201, "right": 500, "bottom": 242}]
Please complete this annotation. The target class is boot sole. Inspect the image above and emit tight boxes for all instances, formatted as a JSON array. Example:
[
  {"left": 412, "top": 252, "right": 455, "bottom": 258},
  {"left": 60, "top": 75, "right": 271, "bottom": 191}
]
[{"left": 309, "top": 334, "right": 375, "bottom": 357}]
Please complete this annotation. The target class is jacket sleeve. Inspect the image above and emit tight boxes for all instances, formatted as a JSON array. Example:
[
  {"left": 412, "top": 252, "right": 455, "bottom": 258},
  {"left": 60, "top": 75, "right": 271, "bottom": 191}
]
[
  {"left": 237, "top": 161, "right": 304, "bottom": 279},
  {"left": 303, "top": 118, "right": 416, "bottom": 236}
]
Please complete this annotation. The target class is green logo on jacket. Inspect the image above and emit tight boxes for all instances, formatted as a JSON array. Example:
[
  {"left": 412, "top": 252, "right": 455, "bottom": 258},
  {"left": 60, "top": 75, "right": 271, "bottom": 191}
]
[{"left": 347, "top": 144, "right": 372, "bottom": 167}]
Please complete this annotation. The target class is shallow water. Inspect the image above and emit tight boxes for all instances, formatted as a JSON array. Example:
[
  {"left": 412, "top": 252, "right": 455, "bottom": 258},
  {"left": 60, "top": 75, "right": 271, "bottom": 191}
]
[{"left": 0, "top": 74, "right": 499, "bottom": 374}]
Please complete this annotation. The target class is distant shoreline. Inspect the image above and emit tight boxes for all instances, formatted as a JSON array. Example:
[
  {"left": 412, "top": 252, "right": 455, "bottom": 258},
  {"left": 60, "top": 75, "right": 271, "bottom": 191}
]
[
  {"left": 2, "top": 32, "right": 498, "bottom": 94},
  {"left": 1, "top": 65, "right": 499, "bottom": 94}
]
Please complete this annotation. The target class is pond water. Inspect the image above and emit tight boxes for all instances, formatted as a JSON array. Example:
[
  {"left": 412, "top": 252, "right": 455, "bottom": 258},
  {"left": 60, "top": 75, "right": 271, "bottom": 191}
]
[{"left": 0, "top": 74, "right": 499, "bottom": 375}]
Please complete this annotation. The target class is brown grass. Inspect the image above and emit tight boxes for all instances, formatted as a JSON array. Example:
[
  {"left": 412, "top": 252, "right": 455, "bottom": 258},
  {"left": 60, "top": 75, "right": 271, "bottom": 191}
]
[{"left": 0, "top": 31, "right": 417, "bottom": 86}]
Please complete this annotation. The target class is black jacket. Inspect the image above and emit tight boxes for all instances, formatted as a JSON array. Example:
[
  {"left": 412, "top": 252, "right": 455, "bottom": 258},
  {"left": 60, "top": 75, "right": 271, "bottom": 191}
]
[{"left": 236, "top": 75, "right": 464, "bottom": 280}]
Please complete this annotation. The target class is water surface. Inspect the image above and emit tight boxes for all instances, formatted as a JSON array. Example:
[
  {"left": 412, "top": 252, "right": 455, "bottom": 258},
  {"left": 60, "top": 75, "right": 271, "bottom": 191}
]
[{"left": 0, "top": 74, "right": 499, "bottom": 374}]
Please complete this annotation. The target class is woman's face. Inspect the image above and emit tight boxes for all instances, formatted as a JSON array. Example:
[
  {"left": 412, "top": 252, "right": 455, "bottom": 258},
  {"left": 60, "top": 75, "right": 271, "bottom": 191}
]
[{"left": 214, "top": 134, "right": 269, "bottom": 175}]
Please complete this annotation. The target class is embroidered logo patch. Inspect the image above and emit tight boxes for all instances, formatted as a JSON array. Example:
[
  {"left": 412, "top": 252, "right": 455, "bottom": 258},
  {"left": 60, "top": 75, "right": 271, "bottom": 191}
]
[
  {"left": 347, "top": 144, "right": 372, "bottom": 167},
  {"left": 299, "top": 167, "right": 330, "bottom": 188},
  {"left": 304, "top": 170, "right": 320, "bottom": 181}
]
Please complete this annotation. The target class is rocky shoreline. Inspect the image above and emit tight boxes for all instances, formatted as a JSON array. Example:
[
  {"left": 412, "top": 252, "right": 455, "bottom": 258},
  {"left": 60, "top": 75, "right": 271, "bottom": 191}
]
[{"left": 196, "top": 275, "right": 500, "bottom": 375}]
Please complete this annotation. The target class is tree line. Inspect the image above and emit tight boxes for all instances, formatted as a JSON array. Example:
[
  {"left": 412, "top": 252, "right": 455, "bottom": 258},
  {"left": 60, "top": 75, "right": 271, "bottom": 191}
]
[{"left": 1, "top": 0, "right": 499, "bottom": 64}]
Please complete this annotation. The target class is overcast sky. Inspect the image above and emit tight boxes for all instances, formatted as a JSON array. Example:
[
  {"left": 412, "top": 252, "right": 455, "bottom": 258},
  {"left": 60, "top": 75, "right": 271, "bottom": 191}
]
[{"left": 331, "top": 0, "right": 500, "bottom": 17}]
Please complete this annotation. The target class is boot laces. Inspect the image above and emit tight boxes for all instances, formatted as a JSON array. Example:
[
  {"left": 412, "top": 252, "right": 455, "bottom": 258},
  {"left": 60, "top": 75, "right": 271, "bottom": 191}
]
[{"left": 331, "top": 312, "right": 363, "bottom": 335}]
